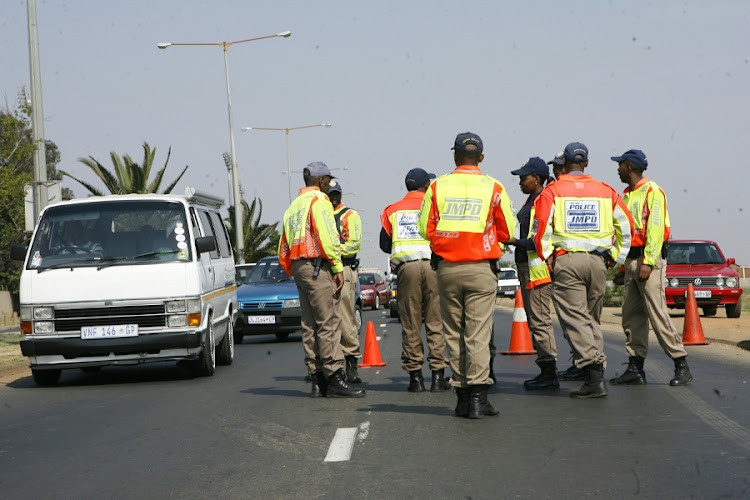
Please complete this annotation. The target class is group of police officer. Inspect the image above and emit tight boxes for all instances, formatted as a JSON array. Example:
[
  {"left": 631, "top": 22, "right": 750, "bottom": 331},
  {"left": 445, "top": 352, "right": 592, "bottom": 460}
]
[{"left": 279, "top": 132, "right": 693, "bottom": 418}]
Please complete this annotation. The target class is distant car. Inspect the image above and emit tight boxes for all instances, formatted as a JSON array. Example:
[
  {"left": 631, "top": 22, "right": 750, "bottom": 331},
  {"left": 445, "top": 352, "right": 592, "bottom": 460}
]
[
  {"left": 359, "top": 271, "right": 390, "bottom": 310},
  {"left": 497, "top": 268, "right": 520, "bottom": 297},
  {"left": 665, "top": 240, "right": 743, "bottom": 318},
  {"left": 234, "top": 257, "right": 301, "bottom": 342},
  {"left": 235, "top": 262, "right": 256, "bottom": 285}
]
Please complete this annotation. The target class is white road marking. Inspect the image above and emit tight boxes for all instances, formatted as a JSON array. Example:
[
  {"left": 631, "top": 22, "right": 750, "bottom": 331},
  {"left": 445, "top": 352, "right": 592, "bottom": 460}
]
[
  {"left": 324, "top": 428, "right": 358, "bottom": 462},
  {"left": 376, "top": 336, "right": 382, "bottom": 341},
  {"left": 324, "top": 422, "right": 371, "bottom": 462},
  {"left": 379, "top": 323, "right": 387, "bottom": 328}
]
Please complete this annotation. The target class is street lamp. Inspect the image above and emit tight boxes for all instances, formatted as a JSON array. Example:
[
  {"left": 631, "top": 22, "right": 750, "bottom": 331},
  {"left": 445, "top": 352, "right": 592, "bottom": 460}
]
[
  {"left": 241, "top": 123, "right": 332, "bottom": 203},
  {"left": 157, "top": 30, "right": 291, "bottom": 263}
]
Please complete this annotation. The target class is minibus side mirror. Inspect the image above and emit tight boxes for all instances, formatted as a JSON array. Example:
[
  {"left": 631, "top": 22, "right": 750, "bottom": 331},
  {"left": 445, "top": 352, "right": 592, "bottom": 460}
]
[
  {"left": 195, "top": 236, "right": 217, "bottom": 255},
  {"left": 10, "top": 244, "right": 28, "bottom": 262}
]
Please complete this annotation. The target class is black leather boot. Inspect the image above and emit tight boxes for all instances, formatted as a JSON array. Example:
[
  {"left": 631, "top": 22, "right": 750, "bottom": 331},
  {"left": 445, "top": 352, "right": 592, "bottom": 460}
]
[
  {"left": 310, "top": 371, "right": 327, "bottom": 398},
  {"left": 669, "top": 356, "right": 693, "bottom": 386},
  {"left": 570, "top": 363, "right": 608, "bottom": 399},
  {"left": 489, "top": 354, "right": 496, "bottom": 384},
  {"left": 558, "top": 364, "right": 585, "bottom": 381},
  {"left": 327, "top": 368, "right": 366, "bottom": 398},
  {"left": 524, "top": 360, "right": 560, "bottom": 390},
  {"left": 610, "top": 356, "right": 646, "bottom": 385},
  {"left": 454, "top": 388, "right": 470, "bottom": 418},
  {"left": 468, "top": 385, "right": 499, "bottom": 419},
  {"left": 430, "top": 368, "right": 451, "bottom": 392},
  {"left": 408, "top": 370, "right": 425, "bottom": 392},
  {"left": 345, "top": 355, "right": 362, "bottom": 384}
]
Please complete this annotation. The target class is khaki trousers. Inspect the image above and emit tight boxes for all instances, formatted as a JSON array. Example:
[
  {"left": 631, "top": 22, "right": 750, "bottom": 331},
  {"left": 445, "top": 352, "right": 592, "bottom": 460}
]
[
  {"left": 397, "top": 259, "right": 447, "bottom": 372},
  {"left": 437, "top": 260, "right": 496, "bottom": 387},
  {"left": 339, "top": 266, "right": 360, "bottom": 358},
  {"left": 552, "top": 252, "right": 607, "bottom": 369},
  {"left": 518, "top": 261, "right": 556, "bottom": 365},
  {"left": 293, "top": 259, "right": 345, "bottom": 377},
  {"left": 622, "top": 255, "right": 687, "bottom": 359}
]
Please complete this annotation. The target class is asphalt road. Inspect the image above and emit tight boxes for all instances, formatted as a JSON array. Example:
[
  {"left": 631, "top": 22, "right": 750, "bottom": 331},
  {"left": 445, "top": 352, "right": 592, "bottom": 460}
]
[{"left": 1, "top": 307, "right": 749, "bottom": 499}]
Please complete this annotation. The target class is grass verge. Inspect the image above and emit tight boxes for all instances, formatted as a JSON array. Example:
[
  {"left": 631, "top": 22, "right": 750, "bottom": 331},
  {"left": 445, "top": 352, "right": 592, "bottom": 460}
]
[{"left": 0, "top": 333, "right": 24, "bottom": 366}]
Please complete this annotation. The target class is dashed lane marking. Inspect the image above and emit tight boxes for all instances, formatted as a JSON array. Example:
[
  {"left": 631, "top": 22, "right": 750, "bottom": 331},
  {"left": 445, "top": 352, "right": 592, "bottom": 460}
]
[{"left": 324, "top": 422, "right": 370, "bottom": 462}]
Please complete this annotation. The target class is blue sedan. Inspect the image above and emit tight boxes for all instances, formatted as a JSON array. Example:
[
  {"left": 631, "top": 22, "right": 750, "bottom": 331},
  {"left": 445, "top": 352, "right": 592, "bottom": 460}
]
[{"left": 234, "top": 256, "right": 301, "bottom": 342}]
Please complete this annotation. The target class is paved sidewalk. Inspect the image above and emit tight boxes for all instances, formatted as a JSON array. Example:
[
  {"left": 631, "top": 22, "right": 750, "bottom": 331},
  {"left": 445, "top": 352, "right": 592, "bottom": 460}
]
[{"left": 495, "top": 296, "right": 750, "bottom": 352}]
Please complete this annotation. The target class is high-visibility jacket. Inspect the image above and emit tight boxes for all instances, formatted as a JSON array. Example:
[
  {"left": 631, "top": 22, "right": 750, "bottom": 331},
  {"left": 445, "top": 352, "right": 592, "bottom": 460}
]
[
  {"left": 622, "top": 177, "right": 670, "bottom": 267},
  {"left": 526, "top": 204, "right": 551, "bottom": 289},
  {"left": 333, "top": 203, "right": 362, "bottom": 258},
  {"left": 381, "top": 191, "right": 432, "bottom": 268},
  {"left": 532, "top": 173, "right": 633, "bottom": 266},
  {"left": 417, "top": 165, "right": 516, "bottom": 262},
  {"left": 278, "top": 186, "right": 343, "bottom": 276}
]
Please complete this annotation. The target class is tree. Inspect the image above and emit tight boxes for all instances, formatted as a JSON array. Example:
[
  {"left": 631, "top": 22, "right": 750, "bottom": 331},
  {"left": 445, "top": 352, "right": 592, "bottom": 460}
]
[
  {"left": 225, "top": 198, "right": 280, "bottom": 263},
  {"left": 0, "top": 104, "right": 67, "bottom": 308},
  {"left": 61, "top": 142, "right": 188, "bottom": 195}
]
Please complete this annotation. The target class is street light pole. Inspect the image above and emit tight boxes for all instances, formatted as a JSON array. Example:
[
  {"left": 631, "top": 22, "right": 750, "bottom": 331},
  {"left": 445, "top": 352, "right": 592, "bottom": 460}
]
[
  {"left": 157, "top": 30, "right": 291, "bottom": 263},
  {"left": 241, "top": 123, "right": 331, "bottom": 204}
]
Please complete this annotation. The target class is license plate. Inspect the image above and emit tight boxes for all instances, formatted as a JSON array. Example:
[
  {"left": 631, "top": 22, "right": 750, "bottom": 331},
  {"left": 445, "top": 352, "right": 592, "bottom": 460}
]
[
  {"left": 687, "top": 290, "right": 712, "bottom": 299},
  {"left": 81, "top": 324, "right": 139, "bottom": 339},
  {"left": 247, "top": 315, "right": 276, "bottom": 324}
]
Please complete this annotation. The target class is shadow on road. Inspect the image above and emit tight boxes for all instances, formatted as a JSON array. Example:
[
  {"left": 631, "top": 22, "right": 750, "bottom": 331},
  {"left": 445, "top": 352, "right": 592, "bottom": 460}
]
[
  {"left": 357, "top": 403, "right": 453, "bottom": 416},
  {"left": 241, "top": 386, "right": 309, "bottom": 398}
]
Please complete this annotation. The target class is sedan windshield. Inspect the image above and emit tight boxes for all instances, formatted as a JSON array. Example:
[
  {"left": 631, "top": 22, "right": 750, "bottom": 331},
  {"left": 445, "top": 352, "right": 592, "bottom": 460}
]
[
  {"left": 667, "top": 243, "right": 725, "bottom": 265},
  {"left": 247, "top": 259, "right": 292, "bottom": 283},
  {"left": 28, "top": 200, "right": 191, "bottom": 270},
  {"left": 359, "top": 274, "right": 376, "bottom": 285}
]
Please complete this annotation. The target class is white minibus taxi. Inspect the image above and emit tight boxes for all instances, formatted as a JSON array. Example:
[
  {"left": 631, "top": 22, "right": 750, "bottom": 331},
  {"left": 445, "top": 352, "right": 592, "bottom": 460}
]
[{"left": 11, "top": 187, "right": 237, "bottom": 386}]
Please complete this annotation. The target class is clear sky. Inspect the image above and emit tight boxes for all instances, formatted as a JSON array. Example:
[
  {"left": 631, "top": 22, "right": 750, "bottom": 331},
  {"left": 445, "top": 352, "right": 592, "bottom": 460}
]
[{"left": 3, "top": 0, "right": 749, "bottom": 270}]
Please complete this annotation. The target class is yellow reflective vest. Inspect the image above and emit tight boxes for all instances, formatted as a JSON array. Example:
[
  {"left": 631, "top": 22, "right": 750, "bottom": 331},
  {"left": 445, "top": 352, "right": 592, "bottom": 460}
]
[
  {"left": 279, "top": 186, "right": 343, "bottom": 275},
  {"left": 622, "top": 177, "right": 671, "bottom": 266}
]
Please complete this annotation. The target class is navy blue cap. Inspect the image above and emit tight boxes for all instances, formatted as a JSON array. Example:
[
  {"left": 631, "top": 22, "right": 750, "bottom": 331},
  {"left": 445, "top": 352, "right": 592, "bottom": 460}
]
[
  {"left": 405, "top": 168, "right": 436, "bottom": 191},
  {"left": 611, "top": 149, "right": 648, "bottom": 170},
  {"left": 452, "top": 132, "right": 483, "bottom": 154},
  {"left": 328, "top": 180, "right": 342, "bottom": 194},
  {"left": 511, "top": 157, "right": 549, "bottom": 177},
  {"left": 305, "top": 161, "right": 335, "bottom": 178},
  {"left": 563, "top": 142, "right": 589, "bottom": 163},
  {"left": 547, "top": 150, "right": 565, "bottom": 166}
]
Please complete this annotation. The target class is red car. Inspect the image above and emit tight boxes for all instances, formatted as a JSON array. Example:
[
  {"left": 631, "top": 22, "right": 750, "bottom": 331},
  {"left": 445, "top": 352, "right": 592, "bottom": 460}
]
[
  {"left": 665, "top": 240, "right": 743, "bottom": 318},
  {"left": 358, "top": 271, "right": 390, "bottom": 310}
]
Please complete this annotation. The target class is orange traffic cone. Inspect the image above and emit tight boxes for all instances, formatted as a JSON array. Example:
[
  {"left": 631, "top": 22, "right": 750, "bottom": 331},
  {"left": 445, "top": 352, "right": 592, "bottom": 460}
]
[
  {"left": 682, "top": 284, "right": 709, "bottom": 345},
  {"left": 501, "top": 289, "right": 537, "bottom": 355},
  {"left": 358, "top": 321, "right": 388, "bottom": 367}
]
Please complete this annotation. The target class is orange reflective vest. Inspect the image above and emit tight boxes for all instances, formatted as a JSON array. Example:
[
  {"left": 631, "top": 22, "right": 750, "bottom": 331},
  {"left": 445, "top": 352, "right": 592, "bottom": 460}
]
[
  {"left": 278, "top": 186, "right": 343, "bottom": 276},
  {"left": 381, "top": 191, "right": 433, "bottom": 267},
  {"left": 532, "top": 173, "right": 633, "bottom": 265},
  {"left": 622, "top": 177, "right": 670, "bottom": 266},
  {"left": 417, "top": 165, "right": 516, "bottom": 262}
]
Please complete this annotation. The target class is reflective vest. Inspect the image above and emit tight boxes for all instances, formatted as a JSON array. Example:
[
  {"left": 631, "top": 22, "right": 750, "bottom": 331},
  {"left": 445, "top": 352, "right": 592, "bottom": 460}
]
[
  {"left": 333, "top": 204, "right": 362, "bottom": 258},
  {"left": 278, "top": 186, "right": 343, "bottom": 275},
  {"left": 418, "top": 165, "right": 516, "bottom": 262},
  {"left": 623, "top": 177, "right": 670, "bottom": 266},
  {"left": 381, "top": 191, "right": 432, "bottom": 267},
  {"left": 533, "top": 173, "right": 633, "bottom": 266},
  {"left": 526, "top": 204, "right": 551, "bottom": 289}
]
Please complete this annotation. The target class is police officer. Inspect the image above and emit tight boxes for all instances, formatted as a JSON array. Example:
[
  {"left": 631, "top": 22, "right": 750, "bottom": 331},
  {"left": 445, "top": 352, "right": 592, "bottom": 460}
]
[
  {"left": 546, "top": 151, "right": 586, "bottom": 382},
  {"left": 508, "top": 157, "right": 558, "bottom": 390},
  {"left": 380, "top": 168, "right": 451, "bottom": 393},
  {"left": 278, "top": 162, "right": 365, "bottom": 398},
  {"left": 418, "top": 132, "right": 516, "bottom": 418},
  {"left": 532, "top": 142, "right": 633, "bottom": 399},
  {"left": 328, "top": 180, "right": 364, "bottom": 384},
  {"left": 610, "top": 149, "right": 693, "bottom": 386}
]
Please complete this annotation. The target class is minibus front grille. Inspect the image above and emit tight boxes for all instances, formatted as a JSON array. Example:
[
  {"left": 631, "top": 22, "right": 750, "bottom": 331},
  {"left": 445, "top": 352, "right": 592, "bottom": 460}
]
[{"left": 54, "top": 305, "right": 167, "bottom": 332}]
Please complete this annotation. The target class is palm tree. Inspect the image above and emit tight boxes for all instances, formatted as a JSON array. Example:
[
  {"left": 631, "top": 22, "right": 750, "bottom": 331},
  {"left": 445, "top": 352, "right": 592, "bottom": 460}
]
[
  {"left": 61, "top": 142, "right": 188, "bottom": 195},
  {"left": 225, "top": 198, "right": 279, "bottom": 263}
]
